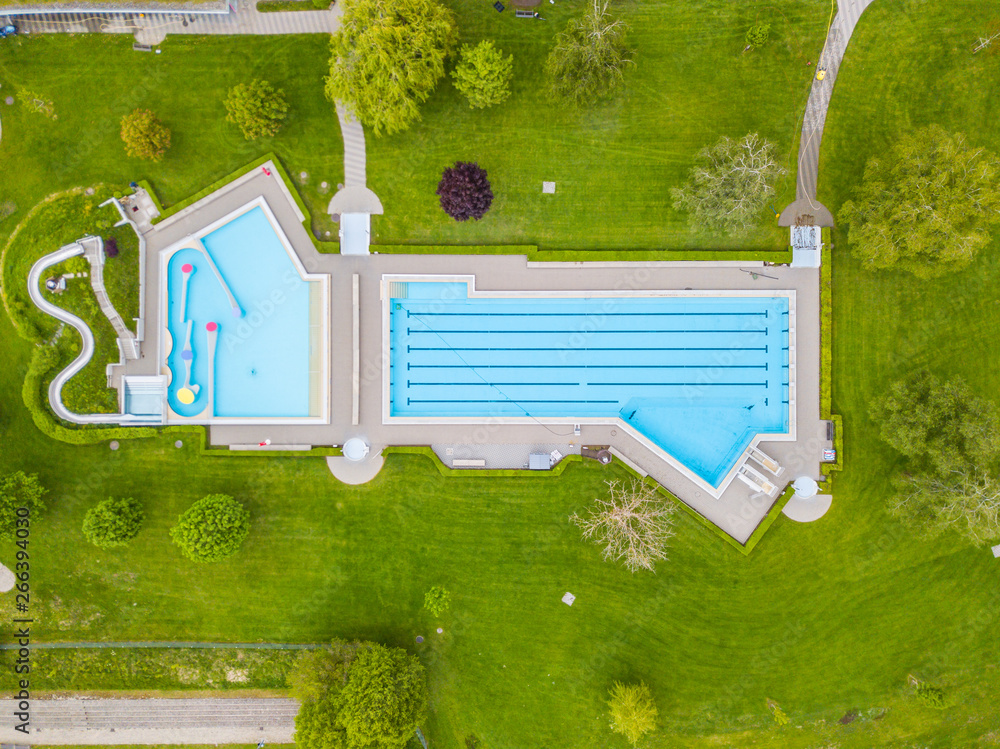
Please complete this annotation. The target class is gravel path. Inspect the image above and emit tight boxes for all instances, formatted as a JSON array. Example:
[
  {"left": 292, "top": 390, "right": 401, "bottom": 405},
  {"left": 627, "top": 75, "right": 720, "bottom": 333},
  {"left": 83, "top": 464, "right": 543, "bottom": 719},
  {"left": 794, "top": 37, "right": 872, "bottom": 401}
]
[{"left": 0, "top": 698, "right": 298, "bottom": 745}]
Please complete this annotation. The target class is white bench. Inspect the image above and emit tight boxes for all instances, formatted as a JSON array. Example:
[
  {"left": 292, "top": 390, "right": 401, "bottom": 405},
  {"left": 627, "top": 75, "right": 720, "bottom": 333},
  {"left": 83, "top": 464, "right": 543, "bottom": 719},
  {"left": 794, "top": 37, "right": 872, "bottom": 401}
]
[{"left": 452, "top": 459, "right": 486, "bottom": 468}]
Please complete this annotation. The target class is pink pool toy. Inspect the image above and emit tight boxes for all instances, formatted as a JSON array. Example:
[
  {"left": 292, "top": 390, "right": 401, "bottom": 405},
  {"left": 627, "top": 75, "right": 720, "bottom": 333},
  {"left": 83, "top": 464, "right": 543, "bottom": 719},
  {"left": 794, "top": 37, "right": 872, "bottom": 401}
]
[
  {"left": 205, "top": 322, "right": 218, "bottom": 332},
  {"left": 181, "top": 263, "right": 193, "bottom": 273}
]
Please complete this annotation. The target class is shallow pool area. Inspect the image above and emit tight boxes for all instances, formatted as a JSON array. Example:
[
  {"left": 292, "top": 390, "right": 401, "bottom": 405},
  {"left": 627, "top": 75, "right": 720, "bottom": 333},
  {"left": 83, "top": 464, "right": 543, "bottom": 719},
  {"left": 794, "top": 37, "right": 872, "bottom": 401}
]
[
  {"left": 161, "top": 202, "right": 327, "bottom": 421},
  {"left": 387, "top": 280, "right": 792, "bottom": 487}
]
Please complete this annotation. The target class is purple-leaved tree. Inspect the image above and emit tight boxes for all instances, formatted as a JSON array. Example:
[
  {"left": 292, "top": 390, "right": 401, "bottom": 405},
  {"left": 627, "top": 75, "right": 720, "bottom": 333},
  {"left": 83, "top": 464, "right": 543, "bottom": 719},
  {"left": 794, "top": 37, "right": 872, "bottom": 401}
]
[{"left": 436, "top": 161, "right": 493, "bottom": 221}]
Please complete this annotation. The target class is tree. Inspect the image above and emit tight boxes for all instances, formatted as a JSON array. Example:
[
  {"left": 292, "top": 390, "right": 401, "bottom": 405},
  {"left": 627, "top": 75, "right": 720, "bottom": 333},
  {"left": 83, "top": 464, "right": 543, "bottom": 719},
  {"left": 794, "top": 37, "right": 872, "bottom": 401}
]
[
  {"left": 889, "top": 470, "right": 1000, "bottom": 544},
  {"left": 571, "top": 479, "right": 676, "bottom": 573},
  {"left": 840, "top": 126, "right": 1000, "bottom": 278},
  {"left": 451, "top": 41, "right": 514, "bottom": 109},
  {"left": 437, "top": 162, "right": 494, "bottom": 221},
  {"left": 337, "top": 644, "right": 428, "bottom": 749},
  {"left": 82, "top": 496, "right": 144, "bottom": 549},
  {"left": 169, "top": 494, "right": 250, "bottom": 562},
  {"left": 671, "top": 132, "right": 785, "bottom": 236},
  {"left": 292, "top": 641, "right": 427, "bottom": 749},
  {"left": 745, "top": 23, "right": 770, "bottom": 49},
  {"left": 325, "top": 0, "right": 456, "bottom": 136},
  {"left": 423, "top": 586, "right": 451, "bottom": 616},
  {"left": 120, "top": 109, "right": 171, "bottom": 161},
  {"left": 608, "top": 682, "right": 658, "bottom": 745},
  {"left": 869, "top": 372, "right": 1000, "bottom": 476},
  {"left": 0, "top": 472, "right": 46, "bottom": 540},
  {"left": 545, "top": 0, "right": 632, "bottom": 106},
  {"left": 224, "top": 80, "right": 289, "bottom": 140}
]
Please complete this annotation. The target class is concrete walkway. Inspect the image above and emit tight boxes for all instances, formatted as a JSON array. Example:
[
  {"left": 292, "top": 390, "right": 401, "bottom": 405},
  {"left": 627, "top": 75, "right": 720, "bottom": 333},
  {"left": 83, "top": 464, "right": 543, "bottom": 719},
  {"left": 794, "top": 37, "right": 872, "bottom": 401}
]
[
  {"left": 780, "top": 0, "right": 878, "bottom": 227},
  {"left": 5, "top": 1, "right": 342, "bottom": 44},
  {"left": 81, "top": 236, "right": 140, "bottom": 359},
  {"left": 0, "top": 698, "right": 298, "bottom": 745}
]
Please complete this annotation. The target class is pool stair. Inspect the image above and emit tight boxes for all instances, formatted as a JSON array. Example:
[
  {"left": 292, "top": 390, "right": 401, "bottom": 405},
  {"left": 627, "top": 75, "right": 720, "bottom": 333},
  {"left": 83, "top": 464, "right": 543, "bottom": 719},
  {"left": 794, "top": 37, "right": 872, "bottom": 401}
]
[
  {"left": 746, "top": 445, "right": 785, "bottom": 477},
  {"left": 735, "top": 462, "right": 779, "bottom": 497}
]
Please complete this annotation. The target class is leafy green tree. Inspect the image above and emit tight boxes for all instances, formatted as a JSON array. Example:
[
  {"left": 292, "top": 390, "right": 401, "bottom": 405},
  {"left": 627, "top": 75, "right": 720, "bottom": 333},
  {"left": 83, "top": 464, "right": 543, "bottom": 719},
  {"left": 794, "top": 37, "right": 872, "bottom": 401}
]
[
  {"left": 290, "top": 640, "right": 360, "bottom": 704},
  {"left": 292, "top": 641, "right": 427, "bottom": 749},
  {"left": 608, "top": 681, "right": 657, "bottom": 745},
  {"left": 337, "top": 644, "right": 428, "bottom": 749},
  {"left": 0, "top": 472, "right": 46, "bottom": 540},
  {"left": 325, "top": 0, "right": 456, "bottom": 136},
  {"left": 870, "top": 372, "right": 1000, "bottom": 476},
  {"left": 120, "top": 109, "right": 171, "bottom": 161},
  {"left": 169, "top": 494, "right": 250, "bottom": 562},
  {"left": 451, "top": 41, "right": 513, "bottom": 109},
  {"left": 890, "top": 469, "right": 1000, "bottom": 543},
  {"left": 671, "top": 132, "right": 785, "bottom": 236},
  {"left": 545, "top": 0, "right": 632, "bottom": 106},
  {"left": 745, "top": 23, "right": 770, "bottom": 49},
  {"left": 840, "top": 125, "right": 1000, "bottom": 278},
  {"left": 423, "top": 586, "right": 451, "bottom": 616},
  {"left": 224, "top": 80, "right": 289, "bottom": 140},
  {"left": 82, "top": 496, "right": 144, "bottom": 549}
]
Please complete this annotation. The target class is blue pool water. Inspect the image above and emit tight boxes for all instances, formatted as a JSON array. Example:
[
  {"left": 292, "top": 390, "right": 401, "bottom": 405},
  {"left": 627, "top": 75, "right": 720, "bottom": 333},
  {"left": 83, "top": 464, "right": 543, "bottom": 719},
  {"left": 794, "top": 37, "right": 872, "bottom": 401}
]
[
  {"left": 389, "top": 282, "right": 790, "bottom": 486},
  {"left": 165, "top": 206, "right": 313, "bottom": 418}
]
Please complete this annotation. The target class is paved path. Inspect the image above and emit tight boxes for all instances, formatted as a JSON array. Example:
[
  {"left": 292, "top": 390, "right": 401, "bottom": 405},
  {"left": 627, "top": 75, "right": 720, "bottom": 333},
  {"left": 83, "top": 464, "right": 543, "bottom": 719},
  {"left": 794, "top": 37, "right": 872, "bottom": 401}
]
[
  {"left": 780, "top": 0, "right": 878, "bottom": 227},
  {"left": 81, "top": 236, "right": 140, "bottom": 359},
  {"left": 336, "top": 102, "right": 367, "bottom": 188},
  {"left": 0, "top": 698, "right": 298, "bottom": 745},
  {"left": 6, "top": 1, "right": 341, "bottom": 44}
]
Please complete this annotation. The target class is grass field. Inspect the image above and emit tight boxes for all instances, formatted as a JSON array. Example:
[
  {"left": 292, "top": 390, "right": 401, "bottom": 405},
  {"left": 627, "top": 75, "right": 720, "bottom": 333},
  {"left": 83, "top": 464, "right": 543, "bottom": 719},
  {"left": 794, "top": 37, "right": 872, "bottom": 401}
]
[
  {"left": 3, "top": 1, "right": 1000, "bottom": 747},
  {"left": 367, "top": 0, "right": 828, "bottom": 251}
]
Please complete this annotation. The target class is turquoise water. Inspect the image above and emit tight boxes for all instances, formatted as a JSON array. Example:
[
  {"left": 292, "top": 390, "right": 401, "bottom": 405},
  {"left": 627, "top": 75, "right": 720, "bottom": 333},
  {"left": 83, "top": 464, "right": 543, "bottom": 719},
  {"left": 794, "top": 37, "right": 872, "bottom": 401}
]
[
  {"left": 165, "top": 206, "right": 312, "bottom": 418},
  {"left": 389, "top": 281, "right": 790, "bottom": 486}
]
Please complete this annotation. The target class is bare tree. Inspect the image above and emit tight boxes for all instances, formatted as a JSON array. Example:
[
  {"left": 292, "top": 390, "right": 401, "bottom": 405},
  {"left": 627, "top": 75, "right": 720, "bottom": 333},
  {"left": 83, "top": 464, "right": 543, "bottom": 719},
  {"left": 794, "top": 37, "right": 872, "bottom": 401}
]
[
  {"left": 671, "top": 132, "right": 785, "bottom": 236},
  {"left": 571, "top": 479, "right": 676, "bottom": 573},
  {"left": 890, "top": 469, "right": 1000, "bottom": 544}
]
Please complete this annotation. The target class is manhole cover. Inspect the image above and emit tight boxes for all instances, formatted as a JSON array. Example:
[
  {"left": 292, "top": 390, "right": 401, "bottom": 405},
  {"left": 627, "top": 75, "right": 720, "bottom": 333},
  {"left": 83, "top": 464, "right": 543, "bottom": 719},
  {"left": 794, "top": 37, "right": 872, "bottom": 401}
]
[
  {"left": 415, "top": 636, "right": 424, "bottom": 644},
  {"left": 331, "top": 213, "right": 340, "bottom": 223},
  {"left": 110, "top": 441, "right": 120, "bottom": 451},
  {"left": 175, "top": 440, "right": 183, "bottom": 448}
]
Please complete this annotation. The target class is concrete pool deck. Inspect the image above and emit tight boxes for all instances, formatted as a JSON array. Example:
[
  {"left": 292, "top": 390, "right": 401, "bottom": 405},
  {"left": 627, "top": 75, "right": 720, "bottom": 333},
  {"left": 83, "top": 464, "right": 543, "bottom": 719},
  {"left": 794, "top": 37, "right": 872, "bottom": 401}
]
[{"left": 118, "top": 163, "right": 829, "bottom": 545}]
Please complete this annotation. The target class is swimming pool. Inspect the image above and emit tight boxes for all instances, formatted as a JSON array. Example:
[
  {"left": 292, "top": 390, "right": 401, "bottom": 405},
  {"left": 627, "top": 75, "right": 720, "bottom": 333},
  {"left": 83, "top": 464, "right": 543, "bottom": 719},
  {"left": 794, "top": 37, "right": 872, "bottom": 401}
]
[
  {"left": 386, "top": 278, "right": 792, "bottom": 488},
  {"left": 160, "top": 201, "right": 328, "bottom": 422}
]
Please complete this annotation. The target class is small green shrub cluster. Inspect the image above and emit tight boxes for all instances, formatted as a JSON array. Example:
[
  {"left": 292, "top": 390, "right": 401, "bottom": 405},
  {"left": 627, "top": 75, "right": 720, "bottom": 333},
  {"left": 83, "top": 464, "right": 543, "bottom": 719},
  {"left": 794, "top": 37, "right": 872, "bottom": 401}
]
[
  {"left": 82, "top": 497, "right": 145, "bottom": 549},
  {"left": 914, "top": 679, "right": 947, "bottom": 709},
  {"left": 0, "top": 472, "right": 47, "bottom": 540},
  {"left": 745, "top": 23, "right": 771, "bottom": 49},
  {"left": 170, "top": 494, "right": 251, "bottom": 563},
  {"left": 423, "top": 586, "right": 451, "bottom": 617}
]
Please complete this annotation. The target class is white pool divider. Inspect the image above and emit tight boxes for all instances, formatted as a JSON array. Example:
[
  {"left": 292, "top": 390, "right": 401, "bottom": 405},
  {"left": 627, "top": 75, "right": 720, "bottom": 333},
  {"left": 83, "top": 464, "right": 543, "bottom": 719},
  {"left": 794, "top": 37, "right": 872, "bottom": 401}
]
[
  {"left": 352, "top": 273, "right": 360, "bottom": 426},
  {"left": 194, "top": 238, "right": 243, "bottom": 319}
]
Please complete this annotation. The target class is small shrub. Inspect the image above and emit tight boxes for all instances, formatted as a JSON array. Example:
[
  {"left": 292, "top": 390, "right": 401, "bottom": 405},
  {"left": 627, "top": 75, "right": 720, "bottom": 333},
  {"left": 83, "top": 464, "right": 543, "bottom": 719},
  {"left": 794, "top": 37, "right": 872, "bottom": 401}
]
[
  {"left": 766, "top": 698, "right": 790, "bottom": 726},
  {"left": 451, "top": 41, "right": 514, "bottom": 109},
  {"left": 912, "top": 677, "right": 947, "bottom": 709},
  {"left": 104, "top": 237, "right": 119, "bottom": 258},
  {"left": 170, "top": 494, "right": 250, "bottom": 563},
  {"left": 608, "top": 681, "right": 657, "bottom": 745},
  {"left": 0, "top": 472, "right": 47, "bottom": 540},
  {"left": 224, "top": 79, "right": 289, "bottom": 140},
  {"left": 83, "top": 497, "right": 144, "bottom": 549},
  {"left": 437, "top": 162, "right": 493, "bottom": 221},
  {"left": 423, "top": 586, "right": 451, "bottom": 616},
  {"left": 745, "top": 23, "right": 770, "bottom": 49},
  {"left": 120, "top": 109, "right": 171, "bottom": 161}
]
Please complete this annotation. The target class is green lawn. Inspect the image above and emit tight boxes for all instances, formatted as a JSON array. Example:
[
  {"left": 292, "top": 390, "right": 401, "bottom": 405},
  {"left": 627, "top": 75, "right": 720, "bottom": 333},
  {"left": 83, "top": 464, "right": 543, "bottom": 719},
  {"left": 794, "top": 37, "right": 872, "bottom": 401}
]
[
  {"left": 4, "top": 1, "right": 1000, "bottom": 747},
  {"left": 367, "top": 0, "right": 828, "bottom": 251}
]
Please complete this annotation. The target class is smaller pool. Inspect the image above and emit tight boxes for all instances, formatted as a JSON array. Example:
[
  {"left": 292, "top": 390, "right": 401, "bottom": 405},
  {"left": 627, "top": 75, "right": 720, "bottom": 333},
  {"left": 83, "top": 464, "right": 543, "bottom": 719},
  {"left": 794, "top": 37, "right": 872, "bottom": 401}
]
[{"left": 163, "top": 205, "right": 321, "bottom": 420}]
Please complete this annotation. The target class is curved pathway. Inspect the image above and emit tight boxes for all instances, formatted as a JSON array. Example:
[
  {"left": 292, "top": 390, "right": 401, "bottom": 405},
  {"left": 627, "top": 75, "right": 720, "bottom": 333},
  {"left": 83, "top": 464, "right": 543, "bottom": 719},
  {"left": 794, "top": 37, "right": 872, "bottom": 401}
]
[
  {"left": 27, "top": 242, "right": 152, "bottom": 425},
  {"left": 780, "top": 0, "right": 878, "bottom": 227},
  {"left": 0, "top": 697, "right": 298, "bottom": 744}
]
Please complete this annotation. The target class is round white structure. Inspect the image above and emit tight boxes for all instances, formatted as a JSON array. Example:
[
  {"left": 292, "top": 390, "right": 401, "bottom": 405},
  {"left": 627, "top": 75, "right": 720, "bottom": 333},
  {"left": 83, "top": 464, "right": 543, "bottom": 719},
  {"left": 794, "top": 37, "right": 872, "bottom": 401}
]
[
  {"left": 0, "top": 563, "right": 15, "bottom": 593},
  {"left": 792, "top": 476, "right": 819, "bottom": 499},
  {"left": 343, "top": 437, "right": 370, "bottom": 462}
]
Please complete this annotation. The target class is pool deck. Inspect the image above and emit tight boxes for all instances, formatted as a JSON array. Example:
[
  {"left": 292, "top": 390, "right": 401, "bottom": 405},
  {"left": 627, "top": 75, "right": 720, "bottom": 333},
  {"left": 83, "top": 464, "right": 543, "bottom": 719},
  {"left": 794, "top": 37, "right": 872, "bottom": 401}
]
[{"left": 124, "top": 163, "right": 828, "bottom": 546}]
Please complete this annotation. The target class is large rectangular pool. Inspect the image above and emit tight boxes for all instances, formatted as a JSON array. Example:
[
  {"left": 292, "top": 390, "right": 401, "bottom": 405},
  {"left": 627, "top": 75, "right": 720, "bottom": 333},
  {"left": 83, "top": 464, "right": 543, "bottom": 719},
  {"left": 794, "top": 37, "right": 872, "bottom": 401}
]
[{"left": 387, "top": 280, "right": 791, "bottom": 487}]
